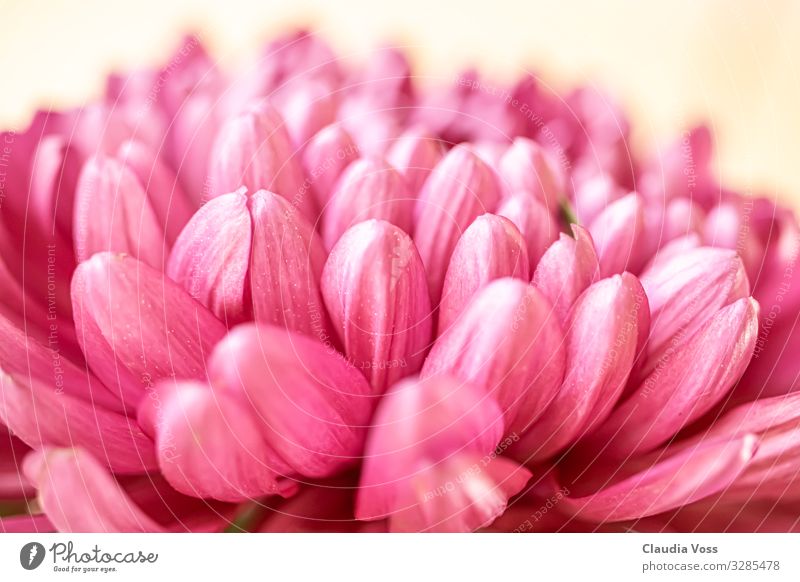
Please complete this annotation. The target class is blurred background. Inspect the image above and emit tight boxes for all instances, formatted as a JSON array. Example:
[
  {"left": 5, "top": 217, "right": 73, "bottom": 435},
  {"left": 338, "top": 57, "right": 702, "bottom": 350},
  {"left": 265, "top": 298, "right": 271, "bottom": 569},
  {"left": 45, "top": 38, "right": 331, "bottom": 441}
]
[{"left": 1, "top": 0, "right": 798, "bottom": 207}]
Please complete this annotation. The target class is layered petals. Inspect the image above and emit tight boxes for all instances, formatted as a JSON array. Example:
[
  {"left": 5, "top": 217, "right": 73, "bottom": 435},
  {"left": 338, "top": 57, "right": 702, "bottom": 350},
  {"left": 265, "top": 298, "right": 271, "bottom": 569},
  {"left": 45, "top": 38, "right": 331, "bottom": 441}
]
[
  {"left": 439, "top": 214, "right": 529, "bottom": 333},
  {"left": 208, "top": 324, "right": 376, "bottom": 478},
  {"left": 423, "top": 278, "right": 565, "bottom": 435},
  {"left": 532, "top": 224, "right": 600, "bottom": 324},
  {"left": 356, "top": 375, "right": 530, "bottom": 532},
  {"left": 71, "top": 253, "right": 227, "bottom": 409},
  {"left": 322, "top": 158, "right": 413, "bottom": 250},
  {"left": 513, "top": 273, "right": 649, "bottom": 462},
  {"left": 591, "top": 297, "right": 759, "bottom": 458},
  {"left": 414, "top": 145, "right": 501, "bottom": 302}
]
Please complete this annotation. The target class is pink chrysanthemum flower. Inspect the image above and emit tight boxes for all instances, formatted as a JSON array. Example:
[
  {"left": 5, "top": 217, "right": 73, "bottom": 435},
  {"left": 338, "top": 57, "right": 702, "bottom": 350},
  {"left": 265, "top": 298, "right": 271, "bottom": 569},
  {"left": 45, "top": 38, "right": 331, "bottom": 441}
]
[{"left": 1, "top": 31, "right": 799, "bottom": 533}]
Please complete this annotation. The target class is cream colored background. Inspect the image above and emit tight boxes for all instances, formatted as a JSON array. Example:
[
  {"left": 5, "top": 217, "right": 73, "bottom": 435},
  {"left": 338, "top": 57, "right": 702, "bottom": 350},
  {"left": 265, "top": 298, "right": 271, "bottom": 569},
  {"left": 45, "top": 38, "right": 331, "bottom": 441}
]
[{"left": 1, "top": 0, "right": 798, "bottom": 207}]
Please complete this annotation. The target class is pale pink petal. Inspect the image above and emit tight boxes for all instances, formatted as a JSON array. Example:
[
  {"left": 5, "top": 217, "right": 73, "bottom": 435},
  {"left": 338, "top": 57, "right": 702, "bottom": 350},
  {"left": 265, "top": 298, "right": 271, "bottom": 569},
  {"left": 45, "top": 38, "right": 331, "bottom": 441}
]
[
  {"left": 249, "top": 190, "right": 333, "bottom": 339},
  {"left": 498, "top": 137, "right": 562, "bottom": 211},
  {"left": 322, "top": 220, "right": 432, "bottom": 393},
  {"left": 497, "top": 192, "right": 558, "bottom": 271},
  {"left": 588, "top": 193, "right": 645, "bottom": 277},
  {"left": 561, "top": 435, "right": 757, "bottom": 522},
  {"left": 639, "top": 246, "right": 750, "bottom": 375},
  {"left": 137, "top": 380, "right": 292, "bottom": 502},
  {"left": 423, "top": 278, "right": 565, "bottom": 435},
  {"left": 0, "top": 371, "right": 156, "bottom": 474},
  {"left": 592, "top": 297, "right": 759, "bottom": 458},
  {"left": 322, "top": 158, "right": 413, "bottom": 250},
  {"left": 73, "top": 156, "right": 167, "bottom": 269},
  {"left": 71, "top": 253, "right": 227, "bottom": 409},
  {"left": 414, "top": 145, "right": 501, "bottom": 302},
  {"left": 532, "top": 224, "right": 600, "bottom": 324},
  {"left": 167, "top": 189, "right": 252, "bottom": 324},
  {"left": 514, "top": 273, "right": 649, "bottom": 462},
  {"left": 208, "top": 101, "right": 316, "bottom": 221},
  {"left": 439, "top": 214, "right": 529, "bottom": 334},
  {"left": 208, "top": 324, "right": 375, "bottom": 478},
  {"left": 385, "top": 129, "right": 443, "bottom": 195},
  {"left": 302, "top": 124, "right": 360, "bottom": 209},
  {"left": 117, "top": 139, "right": 196, "bottom": 246}
]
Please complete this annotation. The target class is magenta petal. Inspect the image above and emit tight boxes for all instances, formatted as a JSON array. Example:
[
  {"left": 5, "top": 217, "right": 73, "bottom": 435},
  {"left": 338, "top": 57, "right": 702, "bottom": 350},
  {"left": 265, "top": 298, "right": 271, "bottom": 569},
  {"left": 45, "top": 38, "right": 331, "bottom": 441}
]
[
  {"left": 302, "top": 124, "right": 359, "bottom": 209},
  {"left": 532, "top": 224, "right": 600, "bottom": 324},
  {"left": 414, "top": 145, "right": 501, "bottom": 302},
  {"left": 515, "top": 273, "right": 649, "bottom": 462},
  {"left": 249, "top": 190, "right": 333, "bottom": 339},
  {"left": 588, "top": 193, "right": 645, "bottom": 277},
  {"left": 117, "top": 139, "right": 195, "bottom": 246},
  {"left": 439, "top": 214, "right": 529, "bottom": 333},
  {"left": 385, "top": 129, "right": 443, "bottom": 195},
  {"left": 322, "top": 220, "right": 432, "bottom": 394},
  {"left": 639, "top": 246, "right": 750, "bottom": 375},
  {"left": 0, "top": 371, "right": 156, "bottom": 473},
  {"left": 208, "top": 101, "right": 316, "bottom": 221},
  {"left": 497, "top": 192, "right": 558, "bottom": 272},
  {"left": 167, "top": 189, "right": 252, "bottom": 324},
  {"left": 593, "top": 297, "right": 759, "bottom": 458},
  {"left": 71, "top": 253, "right": 227, "bottom": 409},
  {"left": 423, "top": 278, "right": 565, "bottom": 435},
  {"left": 208, "top": 324, "right": 375, "bottom": 478},
  {"left": 322, "top": 158, "right": 414, "bottom": 250},
  {"left": 561, "top": 435, "right": 757, "bottom": 522},
  {"left": 137, "top": 380, "right": 288, "bottom": 502},
  {"left": 498, "top": 138, "right": 563, "bottom": 211}
]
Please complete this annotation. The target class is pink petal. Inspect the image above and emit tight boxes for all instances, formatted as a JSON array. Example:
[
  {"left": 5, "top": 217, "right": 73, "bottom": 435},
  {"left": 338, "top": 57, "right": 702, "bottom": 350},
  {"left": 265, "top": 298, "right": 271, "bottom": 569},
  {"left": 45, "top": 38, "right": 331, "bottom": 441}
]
[
  {"left": 592, "top": 297, "right": 759, "bottom": 458},
  {"left": 322, "top": 220, "right": 432, "bottom": 394},
  {"left": 137, "top": 380, "right": 292, "bottom": 502},
  {"left": 560, "top": 435, "right": 757, "bottom": 522},
  {"left": 414, "top": 145, "right": 501, "bottom": 302},
  {"left": 356, "top": 375, "right": 529, "bottom": 531},
  {"left": 208, "top": 323, "right": 376, "bottom": 478},
  {"left": 208, "top": 101, "right": 316, "bottom": 221},
  {"left": 514, "top": 273, "right": 649, "bottom": 462},
  {"left": 71, "top": 253, "right": 227, "bottom": 409},
  {"left": 25, "top": 448, "right": 164, "bottom": 532},
  {"left": 385, "top": 129, "right": 443, "bottom": 195},
  {"left": 322, "top": 158, "right": 414, "bottom": 250},
  {"left": 639, "top": 246, "right": 750, "bottom": 375},
  {"left": 588, "top": 192, "right": 645, "bottom": 277},
  {"left": 532, "top": 224, "right": 600, "bottom": 324},
  {"left": 497, "top": 192, "right": 559, "bottom": 272},
  {"left": 73, "top": 156, "right": 167, "bottom": 269},
  {"left": 302, "top": 124, "right": 360, "bottom": 209},
  {"left": 439, "top": 214, "right": 529, "bottom": 334},
  {"left": 498, "top": 137, "right": 562, "bottom": 211},
  {"left": 249, "top": 190, "right": 333, "bottom": 340},
  {"left": 0, "top": 371, "right": 156, "bottom": 473},
  {"left": 0, "top": 313, "right": 119, "bottom": 411},
  {"left": 167, "top": 189, "right": 252, "bottom": 324},
  {"left": 28, "top": 135, "right": 81, "bottom": 248},
  {"left": 117, "top": 139, "right": 196, "bottom": 246},
  {"left": 423, "top": 278, "right": 565, "bottom": 435},
  {"left": 277, "top": 80, "right": 338, "bottom": 150},
  {"left": 0, "top": 514, "right": 55, "bottom": 533},
  {"left": 571, "top": 173, "right": 625, "bottom": 225},
  {"left": 24, "top": 448, "right": 231, "bottom": 532}
]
